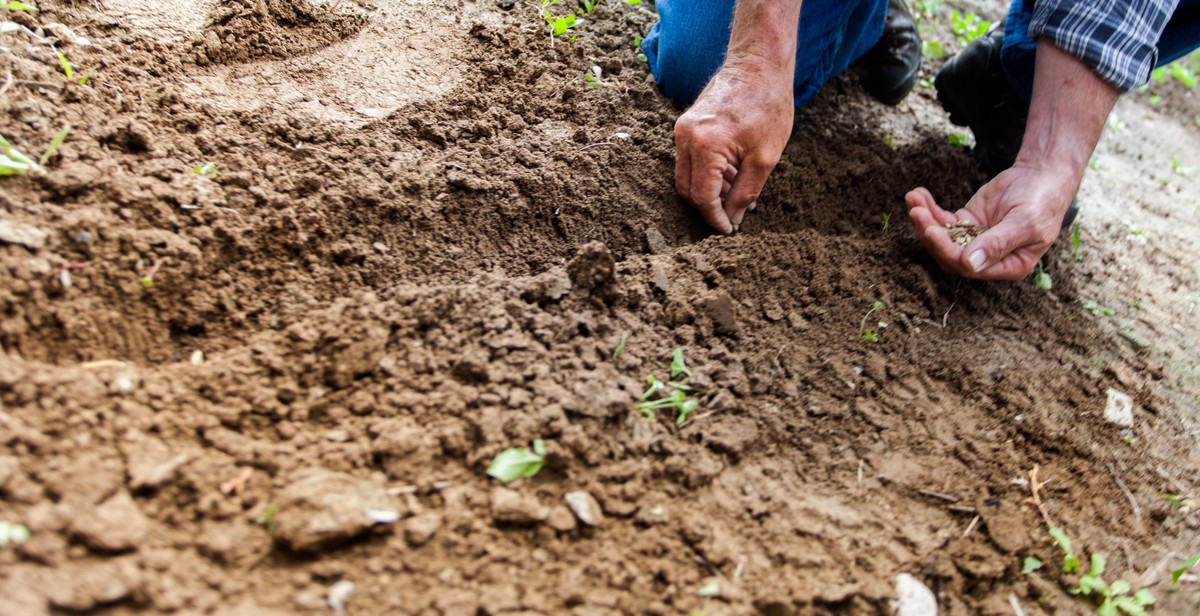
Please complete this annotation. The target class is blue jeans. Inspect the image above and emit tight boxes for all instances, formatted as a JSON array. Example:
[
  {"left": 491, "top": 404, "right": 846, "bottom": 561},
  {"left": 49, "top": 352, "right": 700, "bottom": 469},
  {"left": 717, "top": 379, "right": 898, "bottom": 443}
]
[
  {"left": 642, "top": 0, "right": 890, "bottom": 108},
  {"left": 1002, "top": 0, "right": 1200, "bottom": 102}
]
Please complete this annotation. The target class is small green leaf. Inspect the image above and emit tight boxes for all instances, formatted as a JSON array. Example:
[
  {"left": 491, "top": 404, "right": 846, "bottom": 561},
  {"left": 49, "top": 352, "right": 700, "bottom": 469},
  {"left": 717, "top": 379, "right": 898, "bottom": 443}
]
[
  {"left": 486, "top": 442, "right": 545, "bottom": 482},
  {"left": 57, "top": 52, "right": 73, "bottom": 79},
  {"left": 670, "top": 348, "right": 692, "bottom": 379},
  {"left": 0, "top": 521, "right": 31, "bottom": 545},
  {"left": 1131, "top": 588, "right": 1155, "bottom": 606},
  {"left": 1049, "top": 527, "right": 1080, "bottom": 574},
  {"left": 676, "top": 399, "right": 698, "bottom": 425},
  {"left": 4, "top": 1, "right": 37, "bottom": 11},
  {"left": 1032, "top": 262, "right": 1052, "bottom": 290},
  {"left": 255, "top": 501, "right": 279, "bottom": 534},
  {"left": 1171, "top": 551, "right": 1200, "bottom": 585},
  {"left": 39, "top": 124, "right": 70, "bottom": 166},
  {"left": 1090, "top": 553, "right": 1107, "bottom": 577},
  {"left": 1021, "top": 556, "right": 1043, "bottom": 574},
  {"left": 921, "top": 39, "right": 944, "bottom": 59},
  {"left": 1107, "top": 579, "right": 1130, "bottom": 596},
  {"left": 611, "top": 332, "right": 627, "bottom": 360}
]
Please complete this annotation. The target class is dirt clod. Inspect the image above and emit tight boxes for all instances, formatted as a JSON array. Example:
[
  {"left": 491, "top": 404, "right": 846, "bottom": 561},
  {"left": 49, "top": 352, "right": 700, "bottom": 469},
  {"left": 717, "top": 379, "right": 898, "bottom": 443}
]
[
  {"left": 273, "top": 469, "right": 398, "bottom": 552},
  {"left": 566, "top": 241, "right": 616, "bottom": 291},
  {"left": 403, "top": 511, "right": 442, "bottom": 547},
  {"left": 490, "top": 487, "right": 548, "bottom": 524},
  {"left": 70, "top": 492, "right": 151, "bottom": 553}
]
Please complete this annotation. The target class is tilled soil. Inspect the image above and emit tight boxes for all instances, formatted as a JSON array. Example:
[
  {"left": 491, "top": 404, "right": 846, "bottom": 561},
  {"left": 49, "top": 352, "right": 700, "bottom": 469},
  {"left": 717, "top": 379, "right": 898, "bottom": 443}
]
[{"left": 1, "top": 1, "right": 1198, "bottom": 614}]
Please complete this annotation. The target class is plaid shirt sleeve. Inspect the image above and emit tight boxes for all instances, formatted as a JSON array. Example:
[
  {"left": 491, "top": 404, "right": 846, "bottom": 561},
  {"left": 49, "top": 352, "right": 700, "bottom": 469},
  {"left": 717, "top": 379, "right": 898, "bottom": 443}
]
[{"left": 1028, "top": 0, "right": 1180, "bottom": 92}]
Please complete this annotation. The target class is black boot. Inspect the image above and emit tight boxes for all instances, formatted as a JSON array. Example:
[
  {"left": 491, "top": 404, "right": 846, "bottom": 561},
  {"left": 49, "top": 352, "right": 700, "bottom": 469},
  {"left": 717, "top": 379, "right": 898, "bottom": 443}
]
[
  {"left": 934, "top": 20, "right": 1027, "bottom": 177},
  {"left": 936, "top": 20, "right": 1079, "bottom": 232},
  {"left": 852, "top": 0, "right": 923, "bottom": 106}
]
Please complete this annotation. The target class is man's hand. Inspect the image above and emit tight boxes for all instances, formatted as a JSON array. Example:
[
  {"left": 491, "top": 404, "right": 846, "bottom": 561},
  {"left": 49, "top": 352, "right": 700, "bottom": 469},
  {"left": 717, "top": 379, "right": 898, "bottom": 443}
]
[
  {"left": 909, "top": 42, "right": 1118, "bottom": 279},
  {"left": 674, "top": 64, "right": 794, "bottom": 234},
  {"left": 673, "top": 0, "right": 803, "bottom": 235},
  {"left": 906, "top": 163, "right": 1075, "bottom": 280}
]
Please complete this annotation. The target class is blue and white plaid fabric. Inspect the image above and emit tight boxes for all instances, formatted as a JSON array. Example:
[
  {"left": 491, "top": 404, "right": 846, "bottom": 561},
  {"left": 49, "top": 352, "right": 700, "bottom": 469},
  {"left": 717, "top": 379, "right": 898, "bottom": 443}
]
[{"left": 1029, "top": 0, "right": 1180, "bottom": 91}]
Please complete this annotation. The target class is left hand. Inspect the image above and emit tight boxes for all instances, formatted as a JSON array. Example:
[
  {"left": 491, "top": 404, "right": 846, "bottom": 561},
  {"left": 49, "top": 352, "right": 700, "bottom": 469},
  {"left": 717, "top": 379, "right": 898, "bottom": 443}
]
[{"left": 906, "top": 162, "right": 1076, "bottom": 280}]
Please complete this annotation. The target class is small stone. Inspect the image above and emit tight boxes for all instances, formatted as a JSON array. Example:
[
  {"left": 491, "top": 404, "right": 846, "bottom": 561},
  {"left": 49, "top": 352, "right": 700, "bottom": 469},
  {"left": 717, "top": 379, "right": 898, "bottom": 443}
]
[
  {"left": 371, "top": 242, "right": 389, "bottom": 254},
  {"left": 650, "top": 262, "right": 670, "bottom": 293},
  {"left": 48, "top": 562, "right": 136, "bottom": 612},
  {"left": 327, "top": 580, "right": 355, "bottom": 612},
  {"left": 404, "top": 511, "right": 442, "bottom": 546},
  {"left": 546, "top": 505, "right": 577, "bottom": 532},
  {"left": 564, "top": 491, "right": 605, "bottom": 527},
  {"left": 1104, "top": 388, "right": 1134, "bottom": 427},
  {"left": 70, "top": 491, "right": 151, "bottom": 553},
  {"left": 893, "top": 573, "right": 938, "bottom": 616},
  {"left": 0, "top": 219, "right": 48, "bottom": 249},
  {"left": 490, "top": 487, "right": 548, "bottom": 524},
  {"left": 273, "top": 468, "right": 398, "bottom": 552},
  {"left": 110, "top": 367, "right": 138, "bottom": 394},
  {"left": 72, "top": 231, "right": 93, "bottom": 244},
  {"left": 644, "top": 228, "right": 669, "bottom": 254}
]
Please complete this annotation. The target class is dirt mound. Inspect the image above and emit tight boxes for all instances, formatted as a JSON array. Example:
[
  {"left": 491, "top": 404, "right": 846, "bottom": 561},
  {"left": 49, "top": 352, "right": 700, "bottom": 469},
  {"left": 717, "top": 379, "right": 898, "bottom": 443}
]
[
  {"left": 1, "top": 1, "right": 1198, "bottom": 615},
  {"left": 197, "top": 0, "right": 368, "bottom": 65}
]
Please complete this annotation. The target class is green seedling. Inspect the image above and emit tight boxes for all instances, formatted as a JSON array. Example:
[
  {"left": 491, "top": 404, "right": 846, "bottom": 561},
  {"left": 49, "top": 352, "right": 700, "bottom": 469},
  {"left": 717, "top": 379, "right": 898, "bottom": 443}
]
[
  {"left": 948, "top": 131, "right": 973, "bottom": 149},
  {"left": 1171, "top": 158, "right": 1191, "bottom": 176},
  {"left": 4, "top": 1, "right": 37, "bottom": 11},
  {"left": 1071, "top": 222, "right": 1082, "bottom": 260},
  {"left": 1172, "top": 552, "right": 1200, "bottom": 585},
  {"left": 0, "top": 133, "right": 36, "bottom": 175},
  {"left": 487, "top": 439, "right": 546, "bottom": 482},
  {"left": 671, "top": 348, "right": 692, "bottom": 380},
  {"left": 39, "top": 124, "right": 69, "bottom": 166},
  {"left": 578, "top": 0, "right": 601, "bottom": 14},
  {"left": 881, "top": 212, "right": 891, "bottom": 232},
  {"left": 140, "top": 259, "right": 164, "bottom": 289},
  {"left": 1089, "top": 157, "right": 1101, "bottom": 170},
  {"left": 1072, "top": 553, "right": 1156, "bottom": 615},
  {"left": 612, "top": 332, "right": 627, "bottom": 360},
  {"left": 543, "top": 10, "right": 577, "bottom": 38},
  {"left": 1022, "top": 556, "right": 1044, "bottom": 574},
  {"left": 632, "top": 34, "right": 647, "bottom": 62},
  {"left": 860, "top": 300, "right": 884, "bottom": 343},
  {"left": 1122, "top": 220, "right": 1152, "bottom": 245},
  {"left": 922, "top": 39, "right": 944, "bottom": 59},
  {"left": 1032, "top": 262, "right": 1053, "bottom": 290},
  {"left": 950, "top": 10, "right": 989, "bottom": 46},
  {"left": 56, "top": 52, "right": 89, "bottom": 85},
  {"left": 1164, "top": 493, "right": 1186, "bottom": 507},
  {"left": 913, "top": 0, "right": 940, "bottom": 19},
  {"left": 1107, "top": 114, "right": 1126, "bottom": 133},
  {"left": 255, "top": 501, "right": 279, "bottom": 534},
  {"left": 919, "top": 77, "right": 936, "bottom": 90},
  {"left": 1050, "top": 526, "right": 1080, "bottom": 573},
  {"left": 583, "top": 66, "right": 628, "bottom": 93},
  {"left": 637, "top": 349, "right": 703, "bottom": 425},
  {"left": 1083, "top": 300, "right": 1114, "bottom": 317},
  {"left": 1149, "top": 94, "right": 1161, "bottom": 106},
  {"left": 193, "top": 162, "right": 217, "bottom": 177},
  {"left": 0, "top": 521, "right": 31, "bottom": 545}
]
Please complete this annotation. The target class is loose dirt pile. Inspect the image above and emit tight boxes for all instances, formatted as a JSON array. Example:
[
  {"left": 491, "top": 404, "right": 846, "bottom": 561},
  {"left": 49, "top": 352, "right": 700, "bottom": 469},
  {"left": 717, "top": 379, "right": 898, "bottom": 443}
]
[{"left": 1, "top": 1, "right": 1198, "bottom": 614}]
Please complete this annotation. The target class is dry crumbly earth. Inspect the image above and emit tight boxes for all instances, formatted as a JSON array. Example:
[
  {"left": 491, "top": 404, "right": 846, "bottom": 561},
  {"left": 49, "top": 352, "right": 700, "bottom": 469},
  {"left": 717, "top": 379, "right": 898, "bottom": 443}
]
[{"left": 1, "top": 1, "right": 1198, "bottom": 614}]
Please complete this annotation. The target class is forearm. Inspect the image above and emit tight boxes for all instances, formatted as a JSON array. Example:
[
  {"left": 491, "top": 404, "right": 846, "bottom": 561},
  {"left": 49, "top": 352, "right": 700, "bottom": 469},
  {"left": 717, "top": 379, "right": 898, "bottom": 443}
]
[
  {"left": 1015, "top": 41, "right": 1119, "bottom": 189},
  {"left": 724, "top": 0, "right": 803, "bottom": 77}
]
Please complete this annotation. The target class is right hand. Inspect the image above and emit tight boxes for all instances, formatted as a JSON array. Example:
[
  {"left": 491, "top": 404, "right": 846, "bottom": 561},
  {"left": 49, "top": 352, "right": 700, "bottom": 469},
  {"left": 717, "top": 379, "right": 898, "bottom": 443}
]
[{"left": 673, "top": 63, "right": 794, "bottom": 234}]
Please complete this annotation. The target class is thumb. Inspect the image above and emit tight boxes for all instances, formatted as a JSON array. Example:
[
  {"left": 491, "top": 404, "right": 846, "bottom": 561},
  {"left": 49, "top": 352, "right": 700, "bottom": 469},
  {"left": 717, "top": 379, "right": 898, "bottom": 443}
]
[{"left": 960, "top": 216, "right": 1028, "bottom": 274}]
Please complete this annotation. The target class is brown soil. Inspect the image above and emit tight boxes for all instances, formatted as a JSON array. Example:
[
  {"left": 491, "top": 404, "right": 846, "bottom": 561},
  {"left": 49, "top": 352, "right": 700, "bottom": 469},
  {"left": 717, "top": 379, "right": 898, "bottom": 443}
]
[{"left": 1, "top": 1, "right": 1198, "bottom": 614}]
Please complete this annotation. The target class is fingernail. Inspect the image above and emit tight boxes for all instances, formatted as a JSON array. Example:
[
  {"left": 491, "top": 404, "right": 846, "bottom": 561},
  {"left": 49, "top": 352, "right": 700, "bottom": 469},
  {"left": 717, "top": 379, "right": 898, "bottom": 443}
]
[
  {"left": 731, "top": 223, "right": 739, "bottom": 233},
  {"left": 968, "top": 250, "right": 987, "bottom": 272},
  {"left": 748, "top": 201, "right": 757, "bottom": 211}
]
